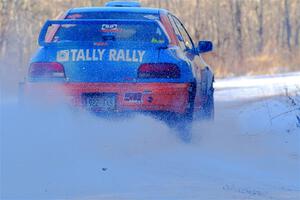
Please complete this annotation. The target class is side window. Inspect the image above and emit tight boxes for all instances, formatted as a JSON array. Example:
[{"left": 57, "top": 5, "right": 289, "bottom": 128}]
[
  {"left": 167, "top": 14, "right": 185, "bottom": 50},
  {"left": 172, "top": 16, "right": 194, "bottom": 51}
]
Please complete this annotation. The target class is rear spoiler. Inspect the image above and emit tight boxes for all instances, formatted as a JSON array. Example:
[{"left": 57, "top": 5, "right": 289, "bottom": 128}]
[{"left": 38, "top": 19, "right": 170, "bottom": 48}]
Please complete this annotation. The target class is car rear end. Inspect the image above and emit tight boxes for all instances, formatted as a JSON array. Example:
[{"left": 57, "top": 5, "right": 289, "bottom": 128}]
[{"left": 24, "top": 16, "right": 195, "bottom": 117}]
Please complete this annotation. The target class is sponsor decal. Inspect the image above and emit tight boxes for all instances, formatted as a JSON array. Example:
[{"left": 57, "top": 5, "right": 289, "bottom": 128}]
[
  {"left": 151, "top": 38, "right": 165, "bottom": 44},
  {"left": 94, "top": 42, "right": 108, "bottom": 46},
  {"left": 101, "top": 24, "right": 120, "bottom": 32},
  {"left": 124, "top": 93, "right": 143, "bottom": 103},
  {"left": 56, "top": 50, "right": 70, "bottom": 62},
  {"left": 56, "top": 49, "right": 146, "bottom": 63}
]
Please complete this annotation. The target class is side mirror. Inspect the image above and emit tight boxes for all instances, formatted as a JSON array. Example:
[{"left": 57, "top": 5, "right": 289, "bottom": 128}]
[{"left": 198, "top": 40, "right": 213, "bottom": 54}]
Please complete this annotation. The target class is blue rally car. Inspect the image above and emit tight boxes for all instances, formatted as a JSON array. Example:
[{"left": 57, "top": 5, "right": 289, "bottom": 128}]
[{"left": 23, "top": 1, "right": 214, "bottom": 131}]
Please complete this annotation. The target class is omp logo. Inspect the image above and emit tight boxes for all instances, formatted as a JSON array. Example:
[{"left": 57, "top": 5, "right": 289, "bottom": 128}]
[
  {"left": 101, "top": 24, "right": 118, "bottom": 31},
  {"left": 57, "top": 50, "right": 70, "bottom": 62}
]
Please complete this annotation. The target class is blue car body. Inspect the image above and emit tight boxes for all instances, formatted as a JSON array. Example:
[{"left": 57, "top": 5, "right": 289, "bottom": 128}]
[{"left": 24, "top": 1, "right": 215, "bottom": 121}]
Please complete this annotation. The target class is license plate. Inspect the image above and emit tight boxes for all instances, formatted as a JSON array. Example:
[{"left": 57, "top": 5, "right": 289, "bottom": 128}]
[{"left": 83, "top": 93, "right": 116, "bottom": 112}]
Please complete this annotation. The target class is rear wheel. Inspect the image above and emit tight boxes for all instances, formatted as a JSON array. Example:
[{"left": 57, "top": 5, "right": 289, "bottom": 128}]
[
  {"left": 175, "top": 113, "right": 193, "bottom": 142},
  {"left": 158, "top": 82, "right": 196, "bottom": 142},
  {"left": 162, "top": 112, "right": 193, "bottom": 143},
  {"left": 199, "top": 84, "right": 214, "bottom": 120},
  {"left": 174, "top": 82, "right": 196, "bottom": 142}
]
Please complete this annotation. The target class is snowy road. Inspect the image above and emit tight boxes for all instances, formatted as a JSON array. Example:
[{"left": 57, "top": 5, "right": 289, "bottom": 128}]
[{"left": 1, "top": 73, "right": 300, "bottom": 199}]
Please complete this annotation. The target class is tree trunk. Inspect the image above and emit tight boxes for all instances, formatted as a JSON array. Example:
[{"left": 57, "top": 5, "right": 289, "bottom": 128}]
[
  {"left": 257, "top": 0, "right": 264, "bottom": 53},
  {"left": 284, "top": 0, "right": 292, "bottom": 51},
  {"left": 234, "top": 0, "right": 243, "bottom": 57}
]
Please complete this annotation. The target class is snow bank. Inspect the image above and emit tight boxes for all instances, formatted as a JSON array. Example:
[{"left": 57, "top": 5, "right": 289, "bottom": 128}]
[{"left": 215, "top": 72, "right": 300, "bottom": 101}]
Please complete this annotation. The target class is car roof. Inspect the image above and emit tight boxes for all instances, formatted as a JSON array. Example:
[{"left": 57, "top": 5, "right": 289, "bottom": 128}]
[{"left": 68, "top": 7, "right": 168, "bottom": 15}]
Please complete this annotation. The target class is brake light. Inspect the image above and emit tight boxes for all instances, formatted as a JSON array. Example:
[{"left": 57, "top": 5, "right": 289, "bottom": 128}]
[
  {"left": 29, "top": 62, "right": 65, "bottom": 79},
  {"left": 138, "top": 63, "right": 180, "bottom": 79}
]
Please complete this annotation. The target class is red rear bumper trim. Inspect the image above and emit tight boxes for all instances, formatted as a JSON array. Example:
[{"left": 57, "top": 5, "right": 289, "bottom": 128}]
[{"left": 24, "top": 82, "right": 190, "bottom": 114}]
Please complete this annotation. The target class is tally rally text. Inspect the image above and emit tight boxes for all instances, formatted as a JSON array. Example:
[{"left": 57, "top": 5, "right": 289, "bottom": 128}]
[{"left": 57, "top": 49, "right": 146, "bottom": 63}]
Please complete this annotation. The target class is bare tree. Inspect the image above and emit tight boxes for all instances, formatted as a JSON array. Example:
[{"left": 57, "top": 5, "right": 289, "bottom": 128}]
[
  {"left": 256, "top": 0, "right": 264, "bottom": 53},
  {"left": 284, "top": 0, "right": 292, "bottom": 50}
]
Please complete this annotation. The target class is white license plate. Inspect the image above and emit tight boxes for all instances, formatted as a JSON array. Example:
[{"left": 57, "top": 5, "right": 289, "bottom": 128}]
[{"left": 85, "top": 94, "right": 116, "bottom": 112}]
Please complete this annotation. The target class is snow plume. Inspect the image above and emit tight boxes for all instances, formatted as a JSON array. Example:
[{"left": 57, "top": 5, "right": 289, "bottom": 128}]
[
  {"left": 1, "top": 73, "right": 300, "bottom": 199},
  {"left": 0, "top": 95, "right": 180, "bottom": 199}
]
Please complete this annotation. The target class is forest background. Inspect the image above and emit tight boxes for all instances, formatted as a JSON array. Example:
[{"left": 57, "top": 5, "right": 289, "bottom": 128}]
[{"left": 0, "top": 0, "right": 299, "bottom": 91}]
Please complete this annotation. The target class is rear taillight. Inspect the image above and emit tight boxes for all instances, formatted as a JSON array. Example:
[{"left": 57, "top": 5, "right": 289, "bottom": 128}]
[
  {"left": 29, "top": 62, "right": 65, "bottom": 79},
  {"left": 138, "top": 63, "right": 180, "bottom": 79}
]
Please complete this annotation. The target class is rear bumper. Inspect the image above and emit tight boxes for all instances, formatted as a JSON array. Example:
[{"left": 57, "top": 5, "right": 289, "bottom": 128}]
[{"left": 23, "top": 82, "right": 191, "bottom": 114}]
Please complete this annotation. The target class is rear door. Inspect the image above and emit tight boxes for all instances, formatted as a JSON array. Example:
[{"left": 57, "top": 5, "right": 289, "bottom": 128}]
[
  {"left": 168, "top": 15, "right": 202, "bottom": 78},
  {"left": 167, "top": 15, "right": 205, "bottom": 109}
]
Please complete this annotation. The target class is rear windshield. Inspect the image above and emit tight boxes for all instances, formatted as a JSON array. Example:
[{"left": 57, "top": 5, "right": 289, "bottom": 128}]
[{"left": 52, "top": 22, "right": 166, "bottom": 43}]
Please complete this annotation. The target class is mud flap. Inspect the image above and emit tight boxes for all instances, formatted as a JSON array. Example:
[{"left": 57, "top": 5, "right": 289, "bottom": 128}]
[{"left": 197, "top": 69, "right": 215, "bottom": 120}]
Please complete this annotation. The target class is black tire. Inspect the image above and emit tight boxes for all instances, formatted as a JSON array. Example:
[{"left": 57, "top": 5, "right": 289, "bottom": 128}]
[
  {"left": 199, "top": 86, "right": 214, "bottom": 120},
  {"left": 204, "top": 92, "right": 214, "bottom": 119}
]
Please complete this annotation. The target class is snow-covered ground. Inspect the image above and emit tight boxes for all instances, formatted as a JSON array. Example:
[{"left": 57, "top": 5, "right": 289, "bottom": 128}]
[{"left": 1, "top": 73, "right": 300, "bottom": 200}]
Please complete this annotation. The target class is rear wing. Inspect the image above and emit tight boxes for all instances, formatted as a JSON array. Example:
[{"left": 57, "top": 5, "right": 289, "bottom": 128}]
[{"left": 38, "top": 19, "right": 170, "bottom": 48}]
